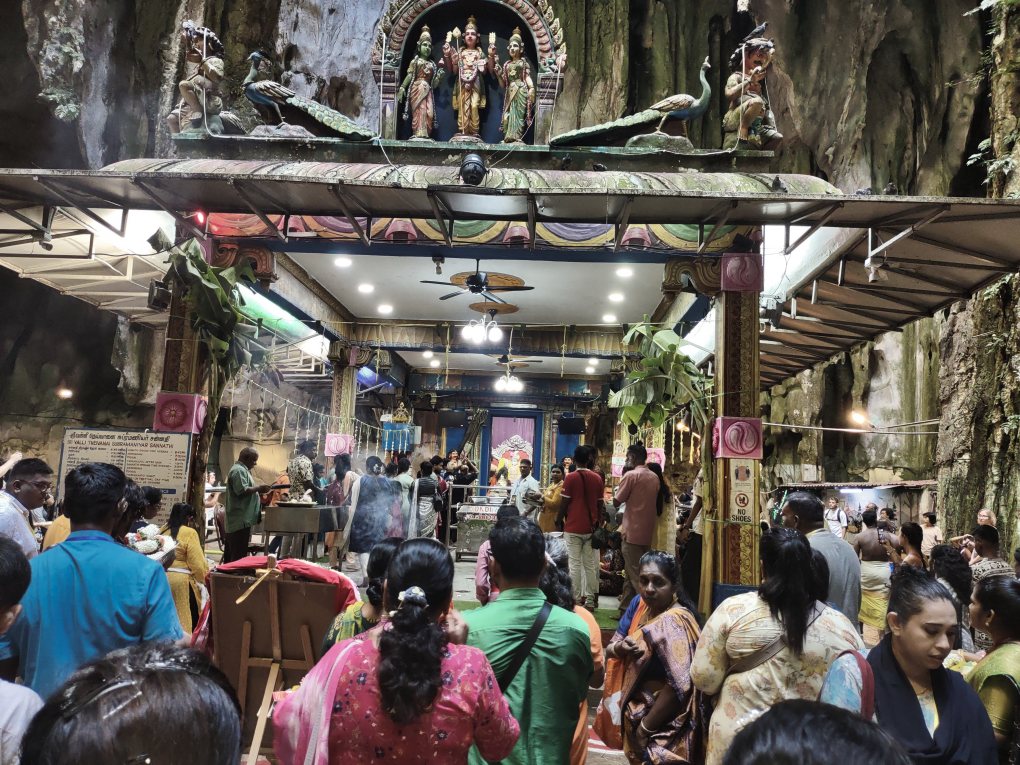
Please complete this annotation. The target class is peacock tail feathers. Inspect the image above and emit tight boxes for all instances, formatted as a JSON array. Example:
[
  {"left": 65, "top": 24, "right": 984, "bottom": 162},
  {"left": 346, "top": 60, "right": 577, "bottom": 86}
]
[{"left": 284, "top": 94, "right": 376, "bottom": 140}]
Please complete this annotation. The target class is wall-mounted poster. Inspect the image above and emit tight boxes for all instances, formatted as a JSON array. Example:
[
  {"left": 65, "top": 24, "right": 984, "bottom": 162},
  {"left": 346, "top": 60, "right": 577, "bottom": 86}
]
[{"left": 58, "top": 428, "right": 193, "bottom": 526}]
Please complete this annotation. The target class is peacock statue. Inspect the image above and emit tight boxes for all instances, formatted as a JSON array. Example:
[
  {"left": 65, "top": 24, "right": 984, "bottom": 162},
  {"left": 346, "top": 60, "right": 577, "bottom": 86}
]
[
  {"left": 647, "top": 57, "right": 713, "bottom": 136},
  {"left": 550, "top": 56, "right": 712, "bottom": 149},
  {"left": 242, "top": 51, "right": 376, "bottom": 141}
]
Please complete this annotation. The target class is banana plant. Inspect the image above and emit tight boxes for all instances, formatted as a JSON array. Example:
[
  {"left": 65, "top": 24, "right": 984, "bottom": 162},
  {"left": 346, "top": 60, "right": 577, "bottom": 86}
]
[
  {"left": 150, "top": 231, "right": 265, "bottom": 528},
  {"left": 608, "top": 319, "right": 711, "bottom": 435},
  {"left": 150, "top": 231, "right": 264, "bottom": 408}
]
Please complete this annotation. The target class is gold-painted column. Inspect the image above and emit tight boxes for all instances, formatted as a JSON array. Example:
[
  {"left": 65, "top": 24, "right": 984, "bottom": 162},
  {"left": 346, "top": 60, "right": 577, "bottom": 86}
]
[
  {"left": 328, "top": 341, "right": 357, "bottom": 430},
  {"left": 711, "top": 252, "right": 764, "bottom": 588}
]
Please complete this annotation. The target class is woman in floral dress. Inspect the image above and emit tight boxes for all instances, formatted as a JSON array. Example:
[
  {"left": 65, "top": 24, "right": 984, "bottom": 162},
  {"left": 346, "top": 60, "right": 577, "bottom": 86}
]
[{"left": 690, "top": 528, "right": 863, "bottom": 765}]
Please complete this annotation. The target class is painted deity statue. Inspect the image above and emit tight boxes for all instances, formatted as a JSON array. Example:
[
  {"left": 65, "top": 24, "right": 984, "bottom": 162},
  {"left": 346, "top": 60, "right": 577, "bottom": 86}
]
[
  {"left": 722, "top": 37, "right": 783, "bottom": 150},
  {"left": 397, "top": 26, "right": 445, "bottom": 140},
  {"left": 167, "top": 21, "right": 239, "bottom": 135},
  {"left": 494, "top": 28, "right": 535, "bottom": 143},
  {"left": 442, "top": 16, "right": 497, "bottom": 141}
]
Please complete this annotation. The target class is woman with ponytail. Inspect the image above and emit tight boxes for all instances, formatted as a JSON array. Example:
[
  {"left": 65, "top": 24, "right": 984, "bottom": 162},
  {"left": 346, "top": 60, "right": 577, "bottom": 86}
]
[
  {"left": 321, "top": 537, "right": 401, "bottom": 652},
  {"left": 275, "top": 538, "right": 519, "bottom": 764},
  {"left": 691, "top": 527, "right": 863, "bottom": 765}
]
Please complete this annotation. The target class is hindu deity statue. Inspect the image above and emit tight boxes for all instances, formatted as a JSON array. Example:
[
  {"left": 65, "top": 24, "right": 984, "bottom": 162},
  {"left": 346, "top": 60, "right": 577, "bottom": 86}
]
[
  {"left": 442, "top": 16, "right": 497, "bottom": 141},
  {"left": 494, "top": 28, "right": 535, "bottom": 144},
  {"left": 167, "top": 21, "right": 241, "bottom": 135},
  {"left": 722, "top": 37, "right": 783, "bottom": 151},
  {"left": 396, "top": 26, "right": 445, "bottom": 140}
]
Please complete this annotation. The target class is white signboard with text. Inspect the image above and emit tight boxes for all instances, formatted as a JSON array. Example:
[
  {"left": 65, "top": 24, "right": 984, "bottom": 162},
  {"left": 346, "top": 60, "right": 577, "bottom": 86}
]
[
  {"left": 728, "top": 458, "right": 756, "bottom": 524},
  {"left": 58, "top": 428, "right": 193, "bottom": 526}
]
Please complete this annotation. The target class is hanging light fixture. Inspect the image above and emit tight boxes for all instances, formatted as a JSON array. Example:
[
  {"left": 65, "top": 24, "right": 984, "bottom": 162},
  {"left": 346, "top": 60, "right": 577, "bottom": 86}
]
[
  {"left": 494, "top": 371, "right": 524, "bottom": 393},
  {"left": 461, "top": 308, "right": 501, "bottom": 345}
]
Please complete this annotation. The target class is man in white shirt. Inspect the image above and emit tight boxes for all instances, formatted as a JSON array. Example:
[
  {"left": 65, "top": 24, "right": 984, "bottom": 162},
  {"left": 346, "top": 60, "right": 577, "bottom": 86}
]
[
  {"left": 509, "top": 459, "right": 541, "bottom": 517},
  {"left": 823, "top": 496, "right": 849, "bottom": 539},
  {"left": 0, "top": 459, "right": 53, "bottom": 560}
]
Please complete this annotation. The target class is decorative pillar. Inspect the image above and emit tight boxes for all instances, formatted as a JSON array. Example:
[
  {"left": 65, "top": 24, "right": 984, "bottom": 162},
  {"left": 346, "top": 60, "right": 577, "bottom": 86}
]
[{"left": 712, "top": 252, "right": 765, "bottom": 589}]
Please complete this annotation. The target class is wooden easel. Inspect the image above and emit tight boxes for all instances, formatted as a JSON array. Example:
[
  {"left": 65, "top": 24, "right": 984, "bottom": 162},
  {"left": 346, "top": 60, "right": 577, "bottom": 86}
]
[{"left": 230, "top": 557, "right": 318, "bottom": 765}]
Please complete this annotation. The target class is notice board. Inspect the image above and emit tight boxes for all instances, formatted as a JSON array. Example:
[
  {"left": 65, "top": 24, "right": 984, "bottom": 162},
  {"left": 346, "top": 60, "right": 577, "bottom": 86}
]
[{"left": 58, "top": 428, "right": 193, "bottom": 525}]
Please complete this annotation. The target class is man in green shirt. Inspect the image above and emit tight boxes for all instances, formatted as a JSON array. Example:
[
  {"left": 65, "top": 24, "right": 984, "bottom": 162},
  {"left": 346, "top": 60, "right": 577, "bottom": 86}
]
[
  {"left": 223, "top": 447, "right": 270, "bottom": 563},
  {"left": 464, "top": 517, "right": 593, "bottom": 765}
]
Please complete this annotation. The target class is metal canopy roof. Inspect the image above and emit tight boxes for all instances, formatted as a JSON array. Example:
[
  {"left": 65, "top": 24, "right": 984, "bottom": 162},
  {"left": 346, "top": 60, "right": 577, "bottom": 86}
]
[{"left": 1, "top": 160, "right": 1019, "bottom": 387}]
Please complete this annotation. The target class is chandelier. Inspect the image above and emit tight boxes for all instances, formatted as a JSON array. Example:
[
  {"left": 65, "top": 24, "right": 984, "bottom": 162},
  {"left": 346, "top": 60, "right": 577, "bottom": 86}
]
[
  {"left": 494, "top": 372, "right": 524, "bottom": 393},
  {"left": 461, "top": 309, "right": 502, "bottom": 344}
]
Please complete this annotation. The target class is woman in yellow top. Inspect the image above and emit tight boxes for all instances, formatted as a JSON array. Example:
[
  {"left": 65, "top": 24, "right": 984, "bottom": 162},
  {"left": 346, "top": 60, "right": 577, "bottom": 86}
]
[
  {"left": 968, "top": 575, "right": 1020, "bottom": 763},
  {"left": 162, "top": 502, "right": 209, "bottom": 634},
  {"left": 537, "top": 464, "right": 565, "bottom": 533}
]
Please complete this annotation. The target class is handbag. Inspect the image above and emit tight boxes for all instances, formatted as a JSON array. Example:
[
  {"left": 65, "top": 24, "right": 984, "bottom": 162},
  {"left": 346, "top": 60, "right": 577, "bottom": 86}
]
[{"left": 578, "top": 470, "right": 609, "bottom": 550}]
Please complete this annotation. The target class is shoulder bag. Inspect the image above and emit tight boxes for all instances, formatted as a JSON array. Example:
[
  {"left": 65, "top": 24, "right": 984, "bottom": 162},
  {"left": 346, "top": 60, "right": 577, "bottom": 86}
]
[{"left": 577, "top": 470, "right": 609, "bottom": 549}]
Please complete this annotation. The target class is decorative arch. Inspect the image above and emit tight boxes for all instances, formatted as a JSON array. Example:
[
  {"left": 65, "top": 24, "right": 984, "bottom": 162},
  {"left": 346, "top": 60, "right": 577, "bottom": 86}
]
[{"left": 371, "top": 0, "right": 567, "bottom": 142}]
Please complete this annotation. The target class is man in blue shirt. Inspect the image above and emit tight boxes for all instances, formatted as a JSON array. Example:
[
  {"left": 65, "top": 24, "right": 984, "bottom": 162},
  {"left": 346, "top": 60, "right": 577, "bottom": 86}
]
[{"left": 0, "top": 462, "right": 184, "bottom": 698}]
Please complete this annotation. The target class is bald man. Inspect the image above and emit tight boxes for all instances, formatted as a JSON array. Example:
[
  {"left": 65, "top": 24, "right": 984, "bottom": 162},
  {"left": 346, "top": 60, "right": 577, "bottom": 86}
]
[{"left": 223, "top": 448, "right": 270, "bottom": 563}]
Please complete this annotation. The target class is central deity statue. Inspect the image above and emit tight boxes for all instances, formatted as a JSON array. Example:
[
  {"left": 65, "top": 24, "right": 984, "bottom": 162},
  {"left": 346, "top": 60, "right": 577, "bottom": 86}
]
[{"left": 442, "top": 16, "right": 497, "bottom": 141}]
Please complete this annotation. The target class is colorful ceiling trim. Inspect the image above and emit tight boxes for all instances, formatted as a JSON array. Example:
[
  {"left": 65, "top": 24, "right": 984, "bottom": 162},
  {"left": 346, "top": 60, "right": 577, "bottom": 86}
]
[{"left": 208, "top": 212, "right": 746, "bottom": 252}]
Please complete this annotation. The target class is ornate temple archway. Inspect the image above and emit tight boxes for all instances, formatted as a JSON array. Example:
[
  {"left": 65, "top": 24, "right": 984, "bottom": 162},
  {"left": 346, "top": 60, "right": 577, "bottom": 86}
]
[{"left": 372, "top": 0, "right": 567, "bottom": 142}]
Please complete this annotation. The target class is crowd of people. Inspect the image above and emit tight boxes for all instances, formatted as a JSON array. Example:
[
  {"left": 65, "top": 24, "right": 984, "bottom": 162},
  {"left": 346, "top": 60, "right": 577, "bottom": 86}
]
[{"left": 1, "top": 444, "right": 1019, "bottom": 765}]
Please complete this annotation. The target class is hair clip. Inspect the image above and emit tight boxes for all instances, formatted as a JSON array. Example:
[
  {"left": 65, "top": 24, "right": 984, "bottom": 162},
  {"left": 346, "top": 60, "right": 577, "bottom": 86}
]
[
  {"left": 60, "top": 678, "right": 141, "bottom": 722},
  {"left": 397, "top": 586, "right": 428, "bottom": 608}
]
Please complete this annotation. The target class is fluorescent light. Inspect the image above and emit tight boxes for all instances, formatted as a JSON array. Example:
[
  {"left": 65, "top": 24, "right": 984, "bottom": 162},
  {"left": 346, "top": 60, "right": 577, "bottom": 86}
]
[
  {"left": 487, "top": 325, "right": 503, "bottom": 342},
  {"left": 495, "top": 377, "right": 507, "bottom": 392},
  {"left": 588, "top": 357, "right": 598, "bottom": 365},
  {"left": 429, "top": 359, "right": 441, "bottom": 368},
  {"left": 377, "top": 304, "right": 393, "bottom": 314},
  {"left": 608, "top": 292, "right": 624, "bottom": 303},
  {"left": 585, "top": 366, "right": 595, "bottom": 374},
  {"left": 334, "top": 256, "right": 352, "bottom": 268},
  {"left": 602, "top": 313, "right": 617, "bottom": 323},
  {"left": 615, "top": 267, "right": 633, "bottom": 278},
  {"left": 56, "top": 387, "right": 74, "bottom": 400},
  {"left": 357, "top": 283, "right": 374, "bottom": 294},
  {"left": 422, "top": 350, "right": 434, "bottom": 359}
]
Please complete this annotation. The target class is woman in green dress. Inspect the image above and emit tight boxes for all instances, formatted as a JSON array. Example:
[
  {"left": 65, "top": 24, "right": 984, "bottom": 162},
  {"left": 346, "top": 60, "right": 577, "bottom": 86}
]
[
  {"left": 321, "top": 537, "right": 401, "bottom": 653},
  {"left": 968, "top": 574, "right": 1020, "bottom": 764},
  {"left": 495, "top": 28, "right": 535, "bottom": 144}
]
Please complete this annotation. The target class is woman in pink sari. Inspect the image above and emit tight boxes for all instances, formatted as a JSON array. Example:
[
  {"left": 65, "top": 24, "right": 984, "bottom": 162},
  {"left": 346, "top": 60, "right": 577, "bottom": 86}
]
[{"left": 274, "top": 538, "right": 519, "bottom": 764}]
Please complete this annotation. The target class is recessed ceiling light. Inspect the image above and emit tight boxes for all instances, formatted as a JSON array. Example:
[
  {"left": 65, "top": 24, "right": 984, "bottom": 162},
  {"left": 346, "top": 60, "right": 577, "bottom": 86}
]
[
  {"left": 377, "top": 304, "right": 393, "bottom": 314},
  {"left": 422, "top": 350, "right": 434, "bottom": 359},
  {"left": 429, "top": 359, "right": 441, "bottom": 368},
  {"left": 334, "top": 256, "right": 352, "bottom": 268},
  {"left": 358, "top": 283, "right": 374, "bottom": 294},
  {"left": 608, "top": 292, "right": 624, "bottom": 303},
  {"left": 588, "top": 357, "right": 598, "bottom": 365},
  {"left": 585, "top": 366, "right": 595, "bottom": 374},
  {"left": 615, "top": 267, "right": 633, "bottom": 278},
  {"left": 602, "top": 313, "right": 617, "bottom": 322}
]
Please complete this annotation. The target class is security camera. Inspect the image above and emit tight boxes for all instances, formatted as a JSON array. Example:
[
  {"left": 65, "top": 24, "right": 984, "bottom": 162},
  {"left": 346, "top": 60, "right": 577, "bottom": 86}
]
[{"left": 459, "top": 153, "right": 488, "bottom": 186}]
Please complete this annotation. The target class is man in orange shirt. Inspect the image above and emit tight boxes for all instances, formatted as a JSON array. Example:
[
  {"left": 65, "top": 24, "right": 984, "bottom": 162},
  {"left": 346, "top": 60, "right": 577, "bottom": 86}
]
[{"left": 614, "top": 443, "right": 661, "bottom": 613}]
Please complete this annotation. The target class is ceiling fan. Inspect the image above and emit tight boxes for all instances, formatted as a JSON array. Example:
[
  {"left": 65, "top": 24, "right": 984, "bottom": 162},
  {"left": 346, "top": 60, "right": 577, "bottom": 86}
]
[
  {"left": 491, "top": 352, "right": 543, "bottom": 366},
  {"left": 420, "top": 259, "right": 534, "bottom": 304}
]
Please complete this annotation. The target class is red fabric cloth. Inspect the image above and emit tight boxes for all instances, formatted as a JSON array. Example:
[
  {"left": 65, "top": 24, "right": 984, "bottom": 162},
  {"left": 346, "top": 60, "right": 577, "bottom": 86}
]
[
  {"left": 561, "top": 469, "right": 604, "bottom": 534},
  {"left": 214, "top": 556, "right": 359, "bottom": 614}
]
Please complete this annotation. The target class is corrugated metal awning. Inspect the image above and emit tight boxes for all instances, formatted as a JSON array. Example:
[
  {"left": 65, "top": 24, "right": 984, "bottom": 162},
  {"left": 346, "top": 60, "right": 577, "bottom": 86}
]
[{"left": 1, "top": 160, "right": 1018, "bottom": 383}]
